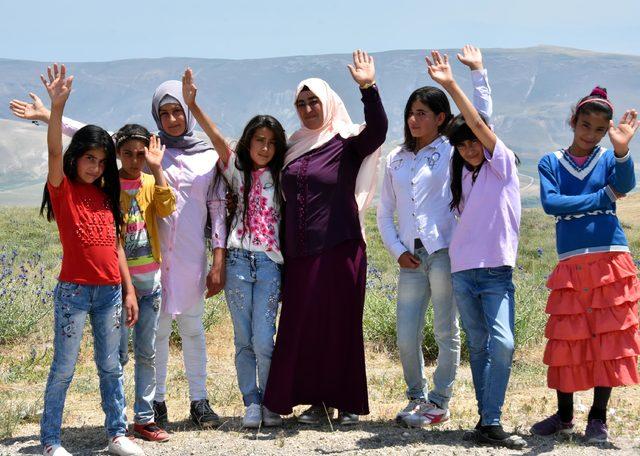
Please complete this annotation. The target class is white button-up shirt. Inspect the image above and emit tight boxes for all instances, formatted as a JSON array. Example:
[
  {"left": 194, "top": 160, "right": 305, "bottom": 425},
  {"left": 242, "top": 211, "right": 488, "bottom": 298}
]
[{"left": 377, "top": 69, "right": 492, "bottom": 259}]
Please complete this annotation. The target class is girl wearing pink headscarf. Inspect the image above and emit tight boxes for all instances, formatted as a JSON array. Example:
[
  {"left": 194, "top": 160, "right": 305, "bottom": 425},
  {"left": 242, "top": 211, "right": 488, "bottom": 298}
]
[{"left": 263, "top": 50, "right": 388, "bottom": 425}]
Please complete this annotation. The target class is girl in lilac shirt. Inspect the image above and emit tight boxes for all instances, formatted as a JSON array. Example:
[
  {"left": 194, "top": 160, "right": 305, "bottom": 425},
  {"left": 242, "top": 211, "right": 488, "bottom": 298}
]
[{"left": 426, "top": 50, "right": 524, "bottom": 449}]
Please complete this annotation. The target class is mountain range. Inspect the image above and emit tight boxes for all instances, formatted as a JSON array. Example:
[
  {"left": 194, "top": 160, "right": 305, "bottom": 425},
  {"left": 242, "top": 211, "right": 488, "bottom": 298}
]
[{"left": 1, "top": 45, "right": 639, "bottom": 205}]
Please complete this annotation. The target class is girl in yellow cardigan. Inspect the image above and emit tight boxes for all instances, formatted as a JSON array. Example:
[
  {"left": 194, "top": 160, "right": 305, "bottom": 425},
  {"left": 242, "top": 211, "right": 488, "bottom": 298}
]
[{"left": 113, "top": 124, "right": 176, "bottom": 443}]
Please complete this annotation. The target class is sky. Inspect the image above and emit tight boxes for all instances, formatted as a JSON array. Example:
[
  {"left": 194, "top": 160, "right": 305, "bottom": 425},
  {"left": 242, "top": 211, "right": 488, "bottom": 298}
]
[{"left": 1, "top": 0, "right": 639, "bottom": 61}]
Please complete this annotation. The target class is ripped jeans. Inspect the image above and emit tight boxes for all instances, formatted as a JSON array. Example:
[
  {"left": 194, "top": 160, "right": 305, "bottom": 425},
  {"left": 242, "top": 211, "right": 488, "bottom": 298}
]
[
  {"left": 41, "top": 281, "right": 127, "bottom": 447},
  {"left": 224, "top": 249, "right": 281, "bottom": 406}
]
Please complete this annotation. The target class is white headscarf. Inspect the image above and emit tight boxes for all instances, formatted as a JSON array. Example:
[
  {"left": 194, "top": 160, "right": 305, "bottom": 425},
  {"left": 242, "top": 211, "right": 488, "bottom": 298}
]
[{"left": 285, "top": 78, "right": 381, "bottom": 235}]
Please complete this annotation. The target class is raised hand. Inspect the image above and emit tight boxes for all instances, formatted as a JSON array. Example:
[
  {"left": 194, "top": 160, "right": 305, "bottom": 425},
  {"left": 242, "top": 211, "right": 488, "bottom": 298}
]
[
  {"left": 145, "top": 135, "right": 166, "bottom": 170},
  {"left": 40, "top": 63, "right": 73, "bottom": 107},
  {"left": 609, "top": 109, "right": 638, "bottom": 156},
  {"left": 347, "top": 50, "right": 376, "bottom": 87},
  {"left": 9, "top": 93, "right": 51, "bottom": 122},
  {"left": 182, "top": 67, "right": 197, "bottom": 108},
  {"left": 426, "top": 51, "right": 455, "bottom": 87},
  {"left": 456, "top": 45, "right": 483, "bottom": 71}
]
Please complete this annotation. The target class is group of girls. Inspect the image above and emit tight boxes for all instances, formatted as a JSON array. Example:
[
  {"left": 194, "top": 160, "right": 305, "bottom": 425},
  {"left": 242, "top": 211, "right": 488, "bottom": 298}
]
[{"left": 7, "top": 44, "right": 639, "bottom": 455}]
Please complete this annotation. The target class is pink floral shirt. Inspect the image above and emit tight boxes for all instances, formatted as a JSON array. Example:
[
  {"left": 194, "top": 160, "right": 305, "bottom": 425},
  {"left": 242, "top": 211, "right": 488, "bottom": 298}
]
[{"left": 222, "top": 152, "right": 282, "bottom": 264}]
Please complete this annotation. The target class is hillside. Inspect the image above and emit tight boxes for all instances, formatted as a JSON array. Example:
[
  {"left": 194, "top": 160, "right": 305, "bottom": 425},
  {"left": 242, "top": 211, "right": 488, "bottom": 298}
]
[{"left": 1, "top": 46, "right": 640, "bottom": 204}]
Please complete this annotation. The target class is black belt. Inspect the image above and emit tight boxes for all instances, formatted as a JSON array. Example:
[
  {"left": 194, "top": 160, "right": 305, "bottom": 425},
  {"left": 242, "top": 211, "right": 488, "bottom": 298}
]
[{"left": 414, "top": 238, "right": 424, "bottom": 250}]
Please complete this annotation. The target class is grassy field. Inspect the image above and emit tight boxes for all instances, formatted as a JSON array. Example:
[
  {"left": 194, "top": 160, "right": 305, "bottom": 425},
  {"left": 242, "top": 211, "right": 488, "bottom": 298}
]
[{"left": 0, "top": 197, "right": 639, "bottom": 453}]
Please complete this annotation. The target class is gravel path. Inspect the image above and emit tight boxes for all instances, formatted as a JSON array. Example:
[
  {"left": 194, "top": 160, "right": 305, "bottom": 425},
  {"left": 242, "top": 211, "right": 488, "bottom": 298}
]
[{"left": 2, "top": 417, "right": 639, "bottom": 455}]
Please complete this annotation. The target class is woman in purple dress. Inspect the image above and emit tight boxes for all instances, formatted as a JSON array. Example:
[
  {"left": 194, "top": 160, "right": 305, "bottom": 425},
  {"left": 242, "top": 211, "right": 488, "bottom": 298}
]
[{"left": 263, "top": 50, "right": 388, "bottom": 425}]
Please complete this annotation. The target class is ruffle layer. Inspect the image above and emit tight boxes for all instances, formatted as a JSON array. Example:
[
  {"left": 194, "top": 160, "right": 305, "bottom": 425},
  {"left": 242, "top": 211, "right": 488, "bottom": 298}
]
[
  {"left": 543, "top": 325, "right": 640, "bottom": 365},
  {"left": 545, "top": 302, "right": 638, "bottom": 339},
  {"left": 547, "top": 356, "right": 640, "bottom": 392},
  {"left": 546, "top": 276, "right": 640, "bottom": 315},
  {"left": 546, "top": 252, "right": 638, "bottom": 291}
]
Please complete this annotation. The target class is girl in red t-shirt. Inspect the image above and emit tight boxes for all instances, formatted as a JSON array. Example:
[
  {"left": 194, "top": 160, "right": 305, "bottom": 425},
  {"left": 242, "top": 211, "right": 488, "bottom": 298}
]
[{"left": 38, "top": 64, "right": 144, "bottom": 456}]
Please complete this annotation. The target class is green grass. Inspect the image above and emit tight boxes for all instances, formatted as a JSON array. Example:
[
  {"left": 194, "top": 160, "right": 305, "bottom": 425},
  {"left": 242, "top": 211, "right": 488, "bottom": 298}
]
[{"left": 0, "top": 205, "right": 638, "bottom": 439}]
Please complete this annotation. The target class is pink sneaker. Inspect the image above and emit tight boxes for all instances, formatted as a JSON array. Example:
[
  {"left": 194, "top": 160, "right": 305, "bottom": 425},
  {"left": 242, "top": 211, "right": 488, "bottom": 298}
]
[{"left": 402, "top": 402, "right": 450, "bottom": 428}]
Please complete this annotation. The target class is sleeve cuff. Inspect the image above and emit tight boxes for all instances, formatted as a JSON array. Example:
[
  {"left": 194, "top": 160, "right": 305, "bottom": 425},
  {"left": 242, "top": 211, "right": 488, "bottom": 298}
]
[
  {"left": 604, "top": 185, "right": 617, "bottom": 202},
  {"left": 360, "top": 84, "right": 380, "bottom": 102},
  {"left": 615, "top": 150, "right": 631, "bottom": 163},
  {"left": 471, "top": 69, "right": 490, "bottom": 90}
]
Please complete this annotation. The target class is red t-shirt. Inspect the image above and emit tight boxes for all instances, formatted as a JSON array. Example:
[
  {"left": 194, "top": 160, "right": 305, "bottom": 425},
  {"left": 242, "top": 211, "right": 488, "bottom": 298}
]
[{"left": 48, "top": 176, "right": 121, "bottom": 285}]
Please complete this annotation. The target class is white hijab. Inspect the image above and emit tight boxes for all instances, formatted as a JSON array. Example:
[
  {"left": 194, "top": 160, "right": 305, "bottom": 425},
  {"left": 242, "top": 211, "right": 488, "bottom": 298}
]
[{"left": 285, "top": 78, "right": 381, "bottom": 236}]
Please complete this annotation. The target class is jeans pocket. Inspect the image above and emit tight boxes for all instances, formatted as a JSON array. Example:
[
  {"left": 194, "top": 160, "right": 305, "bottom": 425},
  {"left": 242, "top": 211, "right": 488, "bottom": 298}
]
[
  {"left": 487, "top": 266, "right": 513, "bottom": 277},
  {"left": 58, "top": 281, "right": 82, "bottom": 299}
]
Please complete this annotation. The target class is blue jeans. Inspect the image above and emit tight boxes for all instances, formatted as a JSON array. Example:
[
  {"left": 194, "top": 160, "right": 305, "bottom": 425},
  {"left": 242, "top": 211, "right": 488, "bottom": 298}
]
[
  {"left": 452, "top": 266, "right": 516, "bottom": 426},
  {"left": 119, "top": 288, "right": 161, "bottom": 424},
  {"left": 396, "top": 248, "right": 460, "bottom": 408},
  {"left": 41, "top": 281, "right": 127, "bottom": 447},
  {"left": 224, "top": 249, "right": 281, "bottom": 406}
]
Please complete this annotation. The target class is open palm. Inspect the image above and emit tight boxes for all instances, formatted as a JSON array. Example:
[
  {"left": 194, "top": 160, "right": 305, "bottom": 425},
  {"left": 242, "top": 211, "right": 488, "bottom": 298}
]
[
  {"left": 425, "top": 51, "right": 454, "bottom": 86},
  {"left": 41, "top": 63, "right": 73, "bottom": 106},
  {"left": 182, "top": 68, "right": 198, "bottom": 107},
  {"left": 347, "top": 50, "right": 375, "bottom": 86},
  {"left": 9, "top": 93, "right": 50, "bottom": 122},
  {"left": 145, "top": 135, "right": 166, "bottom": 169},
  {"left": 609, "top": 109, "right": 638, "bottom": 153}
]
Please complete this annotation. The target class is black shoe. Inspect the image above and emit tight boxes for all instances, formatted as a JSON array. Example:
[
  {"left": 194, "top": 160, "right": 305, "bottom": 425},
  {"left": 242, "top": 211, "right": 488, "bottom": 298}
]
[
  {"left": 478, "top": 425, "right": 527, "bottom": 449},
  {"left": 190, "top": 399, "right": 220, "bottom": 428},
  {"left": 463, "top": 418, "right": 482, "bottom": 441},
  {"left": 153, "top": 400, "right": 168, "bottom": 425}
]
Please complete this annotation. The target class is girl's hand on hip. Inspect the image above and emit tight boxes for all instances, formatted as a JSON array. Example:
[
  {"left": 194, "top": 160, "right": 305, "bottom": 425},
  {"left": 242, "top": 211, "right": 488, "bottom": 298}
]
[
  {"left": 41, "top": 63, "right": 73, "bottom": 108},
  {"left": 398, "top": 251, "right": 421, "bottom": 269},
  {"left": 347, "top": 49, "right": 376, "bottom": 87},
  {"left": 609, "top": 109, "right": 638, "bottom": 157},
  {"left": 426, "top": 51, "right": 455, "bottom": 88},
  {"left": 9, "top": 92, "right": 51, "bottom": 122}
]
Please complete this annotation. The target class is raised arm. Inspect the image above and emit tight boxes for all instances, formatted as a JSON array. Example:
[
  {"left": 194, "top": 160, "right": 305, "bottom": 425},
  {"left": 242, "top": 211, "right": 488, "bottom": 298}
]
[
  {"left": 182, "top": 68, "right": 231, "bottom": 166},
  {"left": 426, "top": 50, "right": 497, "bottom": 153},
  {"left": 347, "top": 50, "right": 388, "bottom": 158},
  {"left": 9, "top": 91, "right": 85, "bottom": 137},
  {"left": 457, "top": 45, "right": 493, "bottom": 119},
  {"left": 42, "top": 64, "right": 74, "bottom": 187}
]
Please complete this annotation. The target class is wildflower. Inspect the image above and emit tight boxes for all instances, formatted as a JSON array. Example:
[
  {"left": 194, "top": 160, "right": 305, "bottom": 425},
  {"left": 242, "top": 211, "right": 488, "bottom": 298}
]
[{"left": 536, "top": 247, "right": 544, "bottom": 258}]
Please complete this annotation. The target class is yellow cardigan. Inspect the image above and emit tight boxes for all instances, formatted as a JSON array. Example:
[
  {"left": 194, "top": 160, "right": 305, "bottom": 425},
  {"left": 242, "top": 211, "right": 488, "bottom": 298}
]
[{"left": 120, "top": 172, "right": 176, "bottom": 263}]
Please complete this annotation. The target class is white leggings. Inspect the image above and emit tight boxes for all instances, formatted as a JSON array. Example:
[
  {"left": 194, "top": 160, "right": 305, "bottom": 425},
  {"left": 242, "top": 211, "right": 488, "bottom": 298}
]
[{"left": 154, "top": 299, "right": 208, "bottom": 402}]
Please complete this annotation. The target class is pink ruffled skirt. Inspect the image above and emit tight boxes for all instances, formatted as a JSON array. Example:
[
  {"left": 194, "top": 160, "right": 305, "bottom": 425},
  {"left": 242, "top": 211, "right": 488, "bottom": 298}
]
[{"left": 543, "top": 252, "right": 640, "bottom": 392}]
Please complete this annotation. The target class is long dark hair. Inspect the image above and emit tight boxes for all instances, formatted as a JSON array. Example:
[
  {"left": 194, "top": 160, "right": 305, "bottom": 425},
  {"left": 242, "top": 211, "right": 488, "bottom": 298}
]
[
  {"left": 403, "top": 86, "right": 453, "bottom": 151},
  {"left": 232, "top": 115, "right": 287, "bottom": 240},
  {"left": 41, "top": 124, "right": 123, "bottom": 239},
  {"left": 446, "top": 115, "right": 520, "bottom": 212}
]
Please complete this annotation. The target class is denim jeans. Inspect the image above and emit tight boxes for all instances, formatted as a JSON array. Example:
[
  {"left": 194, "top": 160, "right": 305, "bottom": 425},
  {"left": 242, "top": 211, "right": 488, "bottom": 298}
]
[
  {"left": 224, "top": 248, "right": 281, "bottom": 406},
  {"left": 41, "top": 281, "right": 127, "bottom": 447},
  {"left": 452, "top": 266, "right": 516, "bottom": 426},
  {"left": 396, "top": 247, "right": 460, "bottom": 408},
  {"left": 119, "top": 288, "right": 161, "bottom": 424}
]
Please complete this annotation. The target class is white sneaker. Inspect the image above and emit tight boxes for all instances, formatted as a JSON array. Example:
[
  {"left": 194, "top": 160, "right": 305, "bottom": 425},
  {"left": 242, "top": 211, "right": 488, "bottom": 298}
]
[
  {"left": 107, "top": 436, "right": 145, "bottom": 456},
  {"left": 43, "top": 444, "right": 72, "bottom": 456},
  {"left": 242, "top": 403, "right": 263, "bottom": 428},
  {"left": 262, "top": 406, "right": 283, "bottom": 427},
  {"left": 395, "top": 398, "right": 427, "bottom": 423},
  {"left": 403, "top": 401, "right": 450, "bottom": 428}
]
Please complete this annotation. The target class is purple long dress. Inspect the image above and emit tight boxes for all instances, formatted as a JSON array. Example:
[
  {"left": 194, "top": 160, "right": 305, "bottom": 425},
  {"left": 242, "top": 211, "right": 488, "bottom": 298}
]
[{"left": 263, "top": 86, "right": 388, "bottom": 415}]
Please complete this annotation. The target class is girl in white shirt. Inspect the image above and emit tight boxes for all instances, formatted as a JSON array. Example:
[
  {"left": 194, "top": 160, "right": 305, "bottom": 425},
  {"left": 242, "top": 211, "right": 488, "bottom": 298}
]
[{"left": 377, "top": 45, "right": 493, "bottom": 428}]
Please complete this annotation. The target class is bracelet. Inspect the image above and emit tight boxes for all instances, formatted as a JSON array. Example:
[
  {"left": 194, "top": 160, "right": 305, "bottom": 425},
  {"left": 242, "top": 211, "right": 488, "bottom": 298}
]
[{"left": 359, "top": 81, "right": 376, "bottom": 90}]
